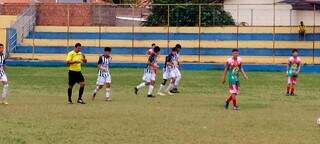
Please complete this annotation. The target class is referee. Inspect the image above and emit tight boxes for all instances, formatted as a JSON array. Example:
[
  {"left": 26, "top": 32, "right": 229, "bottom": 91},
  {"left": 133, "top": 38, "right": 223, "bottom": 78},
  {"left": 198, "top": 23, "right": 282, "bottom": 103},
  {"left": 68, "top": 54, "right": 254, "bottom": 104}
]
[{"left": 66, "top": 43, "right": 87, "bottom": 104}]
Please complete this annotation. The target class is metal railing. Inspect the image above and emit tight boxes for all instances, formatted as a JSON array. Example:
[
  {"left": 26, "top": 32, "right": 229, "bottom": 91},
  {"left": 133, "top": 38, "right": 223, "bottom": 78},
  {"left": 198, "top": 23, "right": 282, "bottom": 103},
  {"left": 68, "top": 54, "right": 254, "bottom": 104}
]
[{"left": 3, "top": 3, "right": 320, "bottom": 64}]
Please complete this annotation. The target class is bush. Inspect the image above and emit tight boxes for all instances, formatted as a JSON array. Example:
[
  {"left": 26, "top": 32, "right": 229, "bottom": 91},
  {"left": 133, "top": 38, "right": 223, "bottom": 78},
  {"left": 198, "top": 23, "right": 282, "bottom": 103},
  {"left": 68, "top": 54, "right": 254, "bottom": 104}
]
[{"left": 142, "top": 0, "right": 235, "bottom": 26}]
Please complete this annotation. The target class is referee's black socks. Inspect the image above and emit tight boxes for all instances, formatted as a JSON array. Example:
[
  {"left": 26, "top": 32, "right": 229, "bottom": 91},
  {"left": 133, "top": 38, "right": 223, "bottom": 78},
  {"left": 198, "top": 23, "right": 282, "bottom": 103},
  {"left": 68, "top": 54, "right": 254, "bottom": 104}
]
[
  {"left": 68, "top": 88, "right": 72, "bottom": 102},
  {"left": 78, "top": 87, "right": 84, "bottom": 100}
]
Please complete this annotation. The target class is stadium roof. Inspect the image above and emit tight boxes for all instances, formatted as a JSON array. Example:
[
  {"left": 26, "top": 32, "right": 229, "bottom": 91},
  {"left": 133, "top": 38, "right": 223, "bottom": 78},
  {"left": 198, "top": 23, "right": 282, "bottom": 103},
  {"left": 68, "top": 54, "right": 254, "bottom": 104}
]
[{"left": 280, "top": 0, "right": 320, "bottom": 10}]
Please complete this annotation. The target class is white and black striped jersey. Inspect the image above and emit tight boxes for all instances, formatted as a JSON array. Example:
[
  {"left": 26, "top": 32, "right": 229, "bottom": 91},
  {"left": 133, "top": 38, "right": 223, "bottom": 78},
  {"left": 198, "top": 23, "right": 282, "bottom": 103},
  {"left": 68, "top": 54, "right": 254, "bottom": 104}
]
[
  {"left": 145, "top": 54, "right": 157, "bottom": 73},
  {"left": 0, "top": 54, "right": 6, "bottom": 76},
  {"left": 164, "top": 53, "right": 178, "bottom": 70},
  {"left": 97, "top": 55, "right": 111, "bottom": 77}
]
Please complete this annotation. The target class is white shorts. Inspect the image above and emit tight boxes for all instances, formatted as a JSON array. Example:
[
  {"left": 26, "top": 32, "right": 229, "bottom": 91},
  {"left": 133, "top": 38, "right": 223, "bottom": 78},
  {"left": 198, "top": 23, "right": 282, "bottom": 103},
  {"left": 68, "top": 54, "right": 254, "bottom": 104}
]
[
  {"left": 0, "top": 73, "right": 7, "bottom": 82},
  {"left": 143, "top": 71, "right": 156, "bottom": 83},
  {"left": 172, "top": 68, "right": 181, "bottom": 78},
  {"left": 162, "top": 68, "right": 171, "bottom": 80},
  {"left": 96, "top": 75, "right": 111, "bottom": 85}
]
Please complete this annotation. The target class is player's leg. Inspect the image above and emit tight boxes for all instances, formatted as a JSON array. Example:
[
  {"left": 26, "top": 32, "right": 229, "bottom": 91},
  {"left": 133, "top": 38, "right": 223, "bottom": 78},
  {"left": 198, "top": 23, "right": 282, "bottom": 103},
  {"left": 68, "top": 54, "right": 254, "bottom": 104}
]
[
  {"left": 1, "top": 75, "right": 9, "bottom": 105},
  {"left": 290, "top": 77, "right": 297, "bottom": 96},
  {"left": 286, "top": 77, "right": 292, "bottom": 96},
  {"left": 92, "top": 85, "right": 103, "bottom": 101},
  {"left": 165, "top": 77, "right": 175, "bottom": 96},
  {"left": 231, "top": 93, "right": 239, "bottom": 111},
  {"left": 224, "top": 84, "right": 234, "bottom": 109},
  {"left": 68, "top": 71, "right": 76, "bottom": 104},
  {"left": 226, "top": 83, "right": 240, "bottom": 111},
  {"left": 77, "top": 72, "right": 86, "bottom": 104},
  {"left": 147, "top": 80, "right": 155, "bottom": 98},
  {"left": 171, "top": 68, "right": 181, "bottom": 93},
  {"left": 93, "top": 76, "right": 105, "bottom": 100},
  {"left": 134, "top": 71, "right": 149, "bottom": 95},
  {"left": 105, "top": 73, "right": 112, "bottom": 101},
  {"left": 105, "top": 83, "right": 112, "bottom": 101},
  {"left": 157, "top": 79, "right": 167, "bottom": 96},
  {"left": 147, "top": 72, "right": 156, "bottom": 98}
]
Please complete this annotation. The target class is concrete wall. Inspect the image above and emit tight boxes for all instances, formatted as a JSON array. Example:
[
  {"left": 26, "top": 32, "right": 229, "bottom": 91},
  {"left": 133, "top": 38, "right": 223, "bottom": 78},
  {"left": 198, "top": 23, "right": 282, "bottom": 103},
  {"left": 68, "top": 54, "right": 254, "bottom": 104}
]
[{"left": 224, "top": 0, "right": 320, "bottom": 26}]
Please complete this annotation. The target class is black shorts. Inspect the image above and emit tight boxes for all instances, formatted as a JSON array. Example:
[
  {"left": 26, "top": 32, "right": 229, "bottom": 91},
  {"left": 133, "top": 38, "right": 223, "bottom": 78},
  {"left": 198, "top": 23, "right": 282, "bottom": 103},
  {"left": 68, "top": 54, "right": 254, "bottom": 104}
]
[{"left": 68, "top": 70, "right": 85, "bottom": 86}]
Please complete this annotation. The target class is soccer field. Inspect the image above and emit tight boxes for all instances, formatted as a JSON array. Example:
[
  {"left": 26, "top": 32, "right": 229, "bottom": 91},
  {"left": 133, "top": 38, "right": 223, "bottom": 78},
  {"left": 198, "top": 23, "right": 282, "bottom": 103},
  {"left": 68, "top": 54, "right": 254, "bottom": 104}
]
[{"left": 0, "top": 67, "right": 319, "bottom": 144}]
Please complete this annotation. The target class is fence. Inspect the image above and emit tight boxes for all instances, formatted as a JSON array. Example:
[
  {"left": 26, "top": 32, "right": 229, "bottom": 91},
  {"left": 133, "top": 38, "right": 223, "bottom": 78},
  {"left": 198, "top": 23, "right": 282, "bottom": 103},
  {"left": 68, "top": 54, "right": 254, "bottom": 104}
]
[{"left": 4, "top": 3, "right": 320, "bottom": 64}]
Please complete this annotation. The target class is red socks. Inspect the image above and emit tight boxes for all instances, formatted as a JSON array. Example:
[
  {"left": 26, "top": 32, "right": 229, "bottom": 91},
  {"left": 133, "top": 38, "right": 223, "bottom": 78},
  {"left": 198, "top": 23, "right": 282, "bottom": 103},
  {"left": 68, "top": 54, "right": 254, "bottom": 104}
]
[{"left": 226, "top": 95, "right": 237, "bottom": 107}]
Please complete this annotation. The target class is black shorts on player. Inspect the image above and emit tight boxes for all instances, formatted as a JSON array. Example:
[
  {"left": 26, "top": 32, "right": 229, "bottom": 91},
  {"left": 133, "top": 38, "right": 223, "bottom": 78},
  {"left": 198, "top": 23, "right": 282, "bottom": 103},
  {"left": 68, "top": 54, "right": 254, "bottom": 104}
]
[{"left": 68, "top": 70, "right": 85, "bottom": 86}]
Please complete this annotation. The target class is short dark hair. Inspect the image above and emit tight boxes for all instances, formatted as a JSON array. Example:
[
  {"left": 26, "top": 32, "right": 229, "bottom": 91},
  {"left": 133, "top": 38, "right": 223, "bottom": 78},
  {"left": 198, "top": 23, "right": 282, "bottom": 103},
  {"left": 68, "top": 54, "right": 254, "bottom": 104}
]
[
  {"left": 0, "top": 43, "right": 3, "bottom": 47},
  {"left": 232, "top": 49, "right": 239, "bottom": 52},
  {"left": 75, "top": 43, "right": 81, "bottom": 47},
  {"left": 104, "top": 47, "right": 111, "bottom": 52},
  {"left": 153, "top": 46, "right": 160, "bottom": 53},
  {"left": 151, "top": 43, "right": 156, "bottom": 46},
  {"left": 172, "top": 47, "right": 178, "bottom": 52},
  {"left": 175, "top": 44, "right": 181, "bottom": 49},
  {"left": 292, "top": 48, "right": 298, "bottom": 53}
]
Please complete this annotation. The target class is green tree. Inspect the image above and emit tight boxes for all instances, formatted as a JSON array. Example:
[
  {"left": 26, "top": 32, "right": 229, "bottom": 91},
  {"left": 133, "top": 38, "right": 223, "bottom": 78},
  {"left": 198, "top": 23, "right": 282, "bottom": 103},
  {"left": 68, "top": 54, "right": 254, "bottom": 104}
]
[{"left": 142, "top": 0, "right": 235, "bottom": 26}]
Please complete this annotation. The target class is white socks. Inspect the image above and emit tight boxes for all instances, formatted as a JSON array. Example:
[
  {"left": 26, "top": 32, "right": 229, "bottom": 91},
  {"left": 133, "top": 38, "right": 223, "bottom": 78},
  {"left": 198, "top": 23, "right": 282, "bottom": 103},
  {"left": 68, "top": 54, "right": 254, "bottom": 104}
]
[
  {"left": 2, "top": 84, "right": 8, "bottom": 100},
  {"left": 166, "top": 83, "right": 174, "bottom": 92},
  {"left": 136, "top": 82, "right": 146, "bottom": 89},
  {"left": 93, "top": 86, "right": 100, "bottom": 94},
  {"left": 158, "top": 84, "right": 165, "bottom": 93},
  {"left": 105, "top": 88, "right": 111, "bottom": 98},
  {"left": 175, "top": 76, "right": 181, "bottom": 88},
  {"left": 148, "top": 85, "right": 154, "bottom": 95}
]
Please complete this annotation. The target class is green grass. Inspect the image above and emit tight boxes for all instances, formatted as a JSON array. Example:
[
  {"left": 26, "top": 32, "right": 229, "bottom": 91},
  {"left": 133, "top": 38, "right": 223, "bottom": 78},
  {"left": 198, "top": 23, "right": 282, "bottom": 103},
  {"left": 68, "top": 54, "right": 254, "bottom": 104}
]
[{"left": 0, "top": 67, "right": 320, "bottom": 144}]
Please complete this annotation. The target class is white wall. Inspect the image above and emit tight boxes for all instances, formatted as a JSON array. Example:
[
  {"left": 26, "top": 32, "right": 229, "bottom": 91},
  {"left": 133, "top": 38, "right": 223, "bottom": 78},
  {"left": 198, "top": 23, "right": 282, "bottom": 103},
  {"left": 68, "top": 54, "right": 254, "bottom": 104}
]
[{"left": 223, "top": 0, "right": 320, "bottom": 26}]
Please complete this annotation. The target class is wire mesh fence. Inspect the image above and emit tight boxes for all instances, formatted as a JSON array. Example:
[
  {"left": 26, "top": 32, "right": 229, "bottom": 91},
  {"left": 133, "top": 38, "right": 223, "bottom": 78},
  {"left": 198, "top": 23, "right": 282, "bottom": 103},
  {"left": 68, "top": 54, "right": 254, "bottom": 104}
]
[{"left": 3, "top": 3, "right": 320, "bottom": 64}]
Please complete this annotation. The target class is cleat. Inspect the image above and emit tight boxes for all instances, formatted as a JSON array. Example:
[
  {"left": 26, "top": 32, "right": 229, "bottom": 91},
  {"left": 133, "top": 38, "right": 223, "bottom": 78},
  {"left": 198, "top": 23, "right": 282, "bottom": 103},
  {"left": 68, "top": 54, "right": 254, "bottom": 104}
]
[
  {"left": 68, "top": 100, "right": 73, "bottom": 104},
  {"left": 147, "top": 95, "right": 156, "bottom": 98},
  {"left": 233, "top": 106, "right": 240, "bottom": 111},
  {"left": 224, "top": 102, "right": 229, "bottom": 109},
  {"left": 105, "top": 97, "right": 112, "bottom": 101},
  {"left": 157, "top": 92, "right": 165, "bottom": 96},
  {"left": 166, "top": 91, "right": 174, "bottom": 96},
  {"left": 290, "top": 93, "right": 295, "bottom": 96},
  {"left": 286, "top": 93, "right": 290, "bottom": 96},
  {"left": 170, "top": 88, "right": 180, "bottom": 93},
  {"left": 77, "top": 99, "right": 86, "bottom": 104},
  {"left": 2, "top": 101, "right": 8, "bottom": 105},
  {"left": 134, "top": 87, "right": 138, "bottom": 95}
]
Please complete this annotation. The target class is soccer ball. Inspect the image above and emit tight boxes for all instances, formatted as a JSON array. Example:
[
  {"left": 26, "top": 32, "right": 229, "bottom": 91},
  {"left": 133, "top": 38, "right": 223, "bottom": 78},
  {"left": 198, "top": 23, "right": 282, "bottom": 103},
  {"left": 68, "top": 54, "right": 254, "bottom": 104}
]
[{"left": 317, "top": 118, "right": 320, "bottom": 126}]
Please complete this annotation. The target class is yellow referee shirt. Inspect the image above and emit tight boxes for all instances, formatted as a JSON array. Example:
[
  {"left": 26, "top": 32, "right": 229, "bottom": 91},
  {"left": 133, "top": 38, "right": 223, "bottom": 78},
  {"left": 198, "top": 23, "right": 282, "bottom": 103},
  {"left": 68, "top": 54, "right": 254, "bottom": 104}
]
[{"left": 66, "top": 50, "right": 83, "bottom": 71}]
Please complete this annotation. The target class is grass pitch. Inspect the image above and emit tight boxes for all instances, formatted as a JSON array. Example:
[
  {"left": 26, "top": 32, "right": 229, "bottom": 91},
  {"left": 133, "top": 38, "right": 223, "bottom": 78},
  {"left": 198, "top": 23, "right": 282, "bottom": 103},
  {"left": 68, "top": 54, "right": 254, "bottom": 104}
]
[{"left": 0, "top": 67, "right": 319, "bottom": 144}]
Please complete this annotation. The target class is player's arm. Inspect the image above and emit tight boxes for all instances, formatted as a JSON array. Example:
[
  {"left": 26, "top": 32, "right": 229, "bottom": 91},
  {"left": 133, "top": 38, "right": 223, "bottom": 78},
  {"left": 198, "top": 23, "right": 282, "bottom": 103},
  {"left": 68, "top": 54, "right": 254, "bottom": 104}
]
[
  {"left": 97, "top": 56, "right": 106, "bottom": 71},
  {"left": 82, "top": 54, "right": 87, "bottom": 63},
  {"left": 221, "top": 62, "right": 228, "bottom": 84},
  {"left": 296, "top": 61, "right": 302, "bottom": 74},
  {"left": 147, "top": 56, "right": 158, "bottom": 69},
  {"left": 165, "top": 56, "right": 174, "bottom": 67},
  {"left": 3, "top": 59, "right": 6, "bottom": 72},
  {"left": 240, "top": 64, "right": 248, "bottom": 80},
  {"left": 286, "top": 60, "right": 291, "bottom": 75}
]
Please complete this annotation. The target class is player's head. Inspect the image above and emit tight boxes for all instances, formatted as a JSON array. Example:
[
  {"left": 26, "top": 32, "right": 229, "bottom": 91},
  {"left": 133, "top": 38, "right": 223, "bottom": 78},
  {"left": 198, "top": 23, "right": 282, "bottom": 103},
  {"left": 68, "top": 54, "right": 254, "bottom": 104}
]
[
  {"left": 231, "top": 49, "right": 239, "bottom": 57},
  {"left": 0, "top": 43, "right": 3, "bottom": 53},
  {"left": 151, "top": 43, "right": 156, "bottom": 48},
  {"left": 171, "top": 47, "right": 178, "bottom": 55},
  {"left": 74, "top": 43, "right": 81, "bottom": 52},
  {"left": 153, "top": 46, "right": 160, "bottom": 55},
  {"left": 175, "top": 44, "right": 182, "bottom": 52},
  {"left": 300, "top": 21, "right": 304, "bottom": 25},
  {"left": 292, "top": 48, "right": 298, "bottom": 56},
  {"left": 104, "top": 47, "right": 111, "bottom": 56}
]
